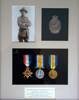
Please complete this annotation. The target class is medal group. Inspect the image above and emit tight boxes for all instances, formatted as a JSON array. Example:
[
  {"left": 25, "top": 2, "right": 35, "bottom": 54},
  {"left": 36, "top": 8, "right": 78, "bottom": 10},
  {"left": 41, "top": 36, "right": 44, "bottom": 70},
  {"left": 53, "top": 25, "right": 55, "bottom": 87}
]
[
  {"left": 12, "top": 8, "right": 68, "bottom": 84},
  {"left": 22, "top": 55, "right": 58, "bottom": 80}
]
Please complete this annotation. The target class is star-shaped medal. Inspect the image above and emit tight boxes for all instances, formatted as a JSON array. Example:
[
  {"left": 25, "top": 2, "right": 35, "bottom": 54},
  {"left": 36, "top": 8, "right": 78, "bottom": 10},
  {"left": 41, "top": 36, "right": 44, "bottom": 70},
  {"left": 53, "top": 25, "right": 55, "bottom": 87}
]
[{"left": 22, "top": 67, "right": 33, "bottom": 79}]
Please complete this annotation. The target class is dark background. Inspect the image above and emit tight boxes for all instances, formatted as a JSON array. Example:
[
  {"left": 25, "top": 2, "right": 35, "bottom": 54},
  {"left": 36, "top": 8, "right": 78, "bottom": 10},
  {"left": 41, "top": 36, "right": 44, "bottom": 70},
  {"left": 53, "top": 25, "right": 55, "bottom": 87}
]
[
  {"left": 12, "top": 49, "right": 68, "bottom": 85},
  {"left": 42, "top": 8, "right": 69, "bottom": 41}
]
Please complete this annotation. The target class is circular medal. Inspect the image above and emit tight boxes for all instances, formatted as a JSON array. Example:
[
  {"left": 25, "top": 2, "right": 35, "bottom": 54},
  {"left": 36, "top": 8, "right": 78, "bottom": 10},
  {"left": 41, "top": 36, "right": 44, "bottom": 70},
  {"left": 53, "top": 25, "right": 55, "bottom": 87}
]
[
  {"left": 49, "top": 15, "right": 61, "bottom": 34},
  {"left": 48, "top": 70, "right": 58, "bottom": 79},
  {"left": 35, "top": 69, "right": 44, "bottom": 79}
]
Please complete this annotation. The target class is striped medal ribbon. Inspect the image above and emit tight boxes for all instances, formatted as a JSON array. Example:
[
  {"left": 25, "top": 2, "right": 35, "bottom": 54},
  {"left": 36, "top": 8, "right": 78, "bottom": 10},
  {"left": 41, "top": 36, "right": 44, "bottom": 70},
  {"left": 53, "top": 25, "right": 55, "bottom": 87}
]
[
  {"left": 35, "top": 55, "right": 44, "bottom": 79},
  {"left": 23, "top": 55, "right": 30, "bottom": 67},
  {"left": 48, "top": 55, "right": 58, "bottom": 79},
  {"left": 22, "top": 55, "right": 33, "bottom": 79}
]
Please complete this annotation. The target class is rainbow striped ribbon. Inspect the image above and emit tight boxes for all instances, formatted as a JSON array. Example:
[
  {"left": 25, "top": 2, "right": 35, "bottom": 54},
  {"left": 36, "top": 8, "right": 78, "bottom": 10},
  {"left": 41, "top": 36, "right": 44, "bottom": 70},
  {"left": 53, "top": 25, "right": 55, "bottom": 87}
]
[
  {"left": 36, "top": 55, "right": 44, "bottom": 69},
  {"left": 49, "top": 55, "right": 58, "bottom": 69},
  {"left": 23, "top": 55, "right": 31, "bottom": 67}
]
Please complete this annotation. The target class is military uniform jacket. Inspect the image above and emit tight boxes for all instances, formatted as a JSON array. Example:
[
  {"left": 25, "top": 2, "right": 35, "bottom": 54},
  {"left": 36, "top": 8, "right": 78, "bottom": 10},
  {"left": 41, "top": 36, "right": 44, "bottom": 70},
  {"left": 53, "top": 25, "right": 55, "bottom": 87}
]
[{"left": 17, "top": 16, "right": 31, "bottom": 29}]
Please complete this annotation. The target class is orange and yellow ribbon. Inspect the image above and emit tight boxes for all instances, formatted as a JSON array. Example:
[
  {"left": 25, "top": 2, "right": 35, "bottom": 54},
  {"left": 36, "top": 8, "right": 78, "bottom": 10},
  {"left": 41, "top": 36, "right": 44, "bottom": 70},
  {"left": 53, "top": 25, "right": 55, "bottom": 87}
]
[{"left": 36, "top": 55, "right": 44, "bottom": 69}]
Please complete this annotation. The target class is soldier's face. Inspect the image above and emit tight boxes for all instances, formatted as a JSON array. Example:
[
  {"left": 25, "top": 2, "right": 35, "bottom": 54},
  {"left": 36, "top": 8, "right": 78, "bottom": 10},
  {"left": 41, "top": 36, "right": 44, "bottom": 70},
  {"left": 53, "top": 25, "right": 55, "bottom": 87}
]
[{"left": 21, "top": 11, "right": 26, "bottom": 16}]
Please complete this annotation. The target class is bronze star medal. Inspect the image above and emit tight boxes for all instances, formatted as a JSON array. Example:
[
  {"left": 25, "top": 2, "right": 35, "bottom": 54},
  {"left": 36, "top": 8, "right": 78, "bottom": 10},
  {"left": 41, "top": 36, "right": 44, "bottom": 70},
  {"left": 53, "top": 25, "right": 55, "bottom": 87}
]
[
  {"left": 23, "top": 55, "right": 33, "bottom": 79},
  {"left": 23, "top": 67, "right": 33, "bottom": 79}
]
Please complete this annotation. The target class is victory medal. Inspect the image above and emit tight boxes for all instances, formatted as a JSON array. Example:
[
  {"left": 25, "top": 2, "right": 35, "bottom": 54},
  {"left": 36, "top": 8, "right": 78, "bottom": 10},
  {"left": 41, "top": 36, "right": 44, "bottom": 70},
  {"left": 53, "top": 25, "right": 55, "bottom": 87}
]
[{"left": 48, "top": 55, "right": 58, "bottom": 79}]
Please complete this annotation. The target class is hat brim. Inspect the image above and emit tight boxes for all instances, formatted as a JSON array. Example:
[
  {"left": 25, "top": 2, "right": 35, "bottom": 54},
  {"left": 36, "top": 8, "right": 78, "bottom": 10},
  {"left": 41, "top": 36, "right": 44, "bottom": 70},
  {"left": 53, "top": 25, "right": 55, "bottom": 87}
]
[{"left": 20, "top": 9, "right": 28, "bottom": 13}]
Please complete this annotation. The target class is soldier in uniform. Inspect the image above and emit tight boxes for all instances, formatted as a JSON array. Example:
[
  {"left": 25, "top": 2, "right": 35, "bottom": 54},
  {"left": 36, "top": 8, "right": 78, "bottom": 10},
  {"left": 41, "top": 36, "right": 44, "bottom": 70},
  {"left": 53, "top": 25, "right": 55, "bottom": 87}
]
[{"left": 17, "top": 8, "right": 31, "bottom": 42}]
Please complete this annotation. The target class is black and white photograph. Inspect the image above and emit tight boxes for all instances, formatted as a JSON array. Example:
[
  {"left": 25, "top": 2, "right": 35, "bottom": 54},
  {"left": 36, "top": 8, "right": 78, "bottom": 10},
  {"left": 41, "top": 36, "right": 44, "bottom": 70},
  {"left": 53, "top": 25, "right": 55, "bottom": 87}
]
[{"left": 12, "top": 6, "right": 35, "bottom": 42}]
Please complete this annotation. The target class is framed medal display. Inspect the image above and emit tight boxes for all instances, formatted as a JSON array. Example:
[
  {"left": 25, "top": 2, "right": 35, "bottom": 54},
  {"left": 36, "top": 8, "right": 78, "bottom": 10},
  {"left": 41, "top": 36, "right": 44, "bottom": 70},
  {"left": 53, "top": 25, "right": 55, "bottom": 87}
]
[
  {"left": 12, "top": 48, "right": 68, "bottom": 85},
  {"left": 42, "top": 8, "right": 69, "bottom": 41},
  {"left": 0, "top": 0, "right": 79, "bottom": 99}
]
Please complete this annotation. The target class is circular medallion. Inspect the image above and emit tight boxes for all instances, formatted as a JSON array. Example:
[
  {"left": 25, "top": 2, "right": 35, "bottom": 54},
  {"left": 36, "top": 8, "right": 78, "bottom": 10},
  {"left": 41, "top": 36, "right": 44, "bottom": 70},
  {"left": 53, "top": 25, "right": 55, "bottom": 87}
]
[
  {"left": 35, "top": 69, "right": 44, "bottom": 79},
  {"left": 49, "top": 15, "right": 61, "bottom": 34},
  {"left": 48, "top": 70, "right": 58, "bottom": 79}
]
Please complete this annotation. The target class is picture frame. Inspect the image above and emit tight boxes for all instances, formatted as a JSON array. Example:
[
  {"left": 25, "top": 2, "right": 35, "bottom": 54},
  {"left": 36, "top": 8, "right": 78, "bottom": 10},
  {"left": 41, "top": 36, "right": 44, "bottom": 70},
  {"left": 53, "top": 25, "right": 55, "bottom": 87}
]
[
  {"left": 42, "top": 8, "right": 69, "bottom": 41},
  {"left": 12, "top": 5, "right": 35, "bottom": 42}
]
